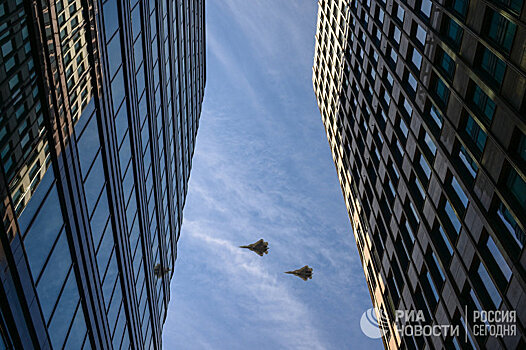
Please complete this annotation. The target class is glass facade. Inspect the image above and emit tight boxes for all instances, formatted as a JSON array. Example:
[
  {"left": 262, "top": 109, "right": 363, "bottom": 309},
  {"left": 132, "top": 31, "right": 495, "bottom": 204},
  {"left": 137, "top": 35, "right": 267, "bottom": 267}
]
[
  {"left": 0, "top": 0, "right": 205, "bottom": 348},
  {"left": 313, "top": 0, "right": 526, "bottom": 349}
]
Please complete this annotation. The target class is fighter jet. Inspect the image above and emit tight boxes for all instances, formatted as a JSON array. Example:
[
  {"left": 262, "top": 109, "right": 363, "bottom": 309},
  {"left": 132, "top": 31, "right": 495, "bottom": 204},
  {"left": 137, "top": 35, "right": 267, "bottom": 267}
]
[
  {"left": 153, "top": 263, "right": 171, "bottom": 278},
  {"left": 285, "top": 265, "right": 313, "bottom": 281},
  {"left": 239, "top": 239, "right": 269, "bottom": 256}
]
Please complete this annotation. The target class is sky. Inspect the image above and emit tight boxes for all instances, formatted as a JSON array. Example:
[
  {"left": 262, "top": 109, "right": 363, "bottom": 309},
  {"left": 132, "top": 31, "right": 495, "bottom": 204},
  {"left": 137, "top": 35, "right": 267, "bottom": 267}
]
[{"left": 162, "top": 1, "right": 383, "bottom": 349}]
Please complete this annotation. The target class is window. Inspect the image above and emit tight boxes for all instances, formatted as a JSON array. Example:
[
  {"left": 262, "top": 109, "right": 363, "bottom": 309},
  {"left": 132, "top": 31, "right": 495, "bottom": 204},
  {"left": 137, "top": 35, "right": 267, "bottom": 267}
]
[
  {"left": 447, "top": 0, "right": 469, "bottom": 18},
  {"left": 392, "top": 25, "right": 401, "bottom": 44},
  {"left": 111, "top": 68, "right": 125, "bottom": 112},
  {"left": 518, "top": 132, "right": 526, "bottom": 162},
  {"left": 495, "top": 0, "right": 524, "bottom": 14},
  {"left": 506, "top": 169, "right": 526, "bottom": 209},
  {"left": 383, "top": 89, "right": 391, "bottom": 106},
  {"left": 429, "top": 104, "right": 443, "bottom": 130},
  {"left": 477, "top": 45, "right": 506, "bottom": 87},
  {"left": 407, "top": 72, "right": 418, "bottom": 92},
  {"left": 433, "top": 76, "right": 450, "bottom": 106},
  {"left": 471, "top": 84, "right": 496, "bottom": 123},
  {"left": 438, "top": 225, "right": 454, "bottom": 256},
  {"left": 396, "top": 139, "right": 405, "bottom": 157},
  {"left": 497, "top": 201, "right": 525, "bottom": 248},
  {"left": 484, "top": 9, "right": 517, "bottom": 54},
  {"left": 396, "top": 3, "right": 405, "bottom": 23},
  {"left": 389, "top": 46, "right": 398, "bottom": 65},
  {"left": 385, "top": 71, "right": 394, "bottom": 88},
  {"left": 464, "top": 114, "right": 487, "bottom": 153},
  {"left": 442, "top": 15, "right": 463, "bottom": 49},
  {"left": 445, "top": 199, "right": 462, "bottom": 233},
  {"left": 477, "top": 262, "right": 501, "bottom": 308},
  {"left": 426, "top": 271, "right": 439, "bottom": 302},
  {"left": 423, "top": 131, "right": 437, "bottom": 156},
  {"left": 377, "top": 8, "right": 385, "bottom": 24},
  {"left": 399, "top": 118, "right": 409, "bottom": 139},
  {"left": 103, "top": 0, "right": 120, "bottom": 40},
  {"left": 419, "top": 154, "right": 432, "bottom": 180},
  {"left": 403, "top": 99, "right": 413, "bottom": 118},
  {"left": 107, "top": 33, "right": 123, "bottom": 78},
  {"left": 415, "top": 23, "right": 427, "bottom": 47},
  {"left": 411, "top": 48, "right": 422, "bottom": 71},
  {"left": 9, "top": 73, "right": 19, "bottom": 90},
  {"left": 420, "top": 0, "right": 432, "bottom": 18},
  {"left": 459, "top": 145, "right": 478, "bottom": 178},
  {"left": 436, "top": 47, "right": 455, "bottom": 80},
  {"left": 486, "top": 236, "right": 512, "bottom": 281},
  {"left": 1, "top": 40, "right": 13, "bottom": 56},
  {"left": 35, "top": 231, "right": 71, "bottom": 322},
  {"left": 409, "top": 201, "right": 420, "bottom": 225},
  {"left": 431, "top": 251, "right": 446, "bottom": 282},
  {"left": 451, "top": 175, "right": 469, "bottom": 208}
]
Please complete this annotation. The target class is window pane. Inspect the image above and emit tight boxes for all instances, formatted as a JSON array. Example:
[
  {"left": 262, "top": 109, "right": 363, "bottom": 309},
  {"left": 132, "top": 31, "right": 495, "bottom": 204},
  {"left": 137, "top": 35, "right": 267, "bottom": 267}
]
[
  {"left": 485, "top": 9, "right": 516, "bottom": 53},
  {"left": 506, "top": 169, "right": 526, "bottom": 209},
  {"left": 36, "top": 232, "right": 72, "bottom": 322},
  {"left": 497, "top": 201, "right": 525, "bottom": 248},
  {"left": 23, "top": 187, "right": 64, "bottom": 279},
  {"left": 48, "top": 272, "right": 80, "bottom": 348},
  {"left": 83, "top": 153, "right": 105, "bottom": 215},
  {"left": 465, "top": 115, "right": 487, "bottom": 152},
  {"left": 445, "top": 200, "right": 461, "bottom": 233},
  {"left": 64, "top": 305, "right": 87, "bottom": 349},
  {"left": 77, "top": 114, "right": 101, "bottom": 176},
  {"left": 451, "top": 176, "right": 469, "bottom": 207},
  {"left": 487, "top": 236, "right": 512, "bottom": 281},
  {"left": 479, "top": 46, "right": 506, "bottom": 87},
  {"left": 478, "top": 263, "right": 502, "bottom": 308},
  {"left": 471, "top": 85, "right": 496, "bottom": 123}
]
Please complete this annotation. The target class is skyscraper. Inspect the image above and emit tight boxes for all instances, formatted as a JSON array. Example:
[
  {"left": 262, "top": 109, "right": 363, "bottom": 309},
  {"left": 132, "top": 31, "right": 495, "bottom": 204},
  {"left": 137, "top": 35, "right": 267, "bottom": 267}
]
[
  {"left": 0, "top": 0, "right": 205, "bottom": 347},
  {"left": 313, "top": 0, "right": 525, "bottom": 349}
]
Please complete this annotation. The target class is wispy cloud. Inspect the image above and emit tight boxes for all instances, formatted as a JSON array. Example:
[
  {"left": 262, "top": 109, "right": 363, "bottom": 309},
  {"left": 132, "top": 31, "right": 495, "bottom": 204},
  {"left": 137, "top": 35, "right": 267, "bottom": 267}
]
[
  {"left": 163, "top": 0, "right": 382, "bottom": 349},
  {"left": 183, "top": 225, "right": 326, "bottom": 350}
]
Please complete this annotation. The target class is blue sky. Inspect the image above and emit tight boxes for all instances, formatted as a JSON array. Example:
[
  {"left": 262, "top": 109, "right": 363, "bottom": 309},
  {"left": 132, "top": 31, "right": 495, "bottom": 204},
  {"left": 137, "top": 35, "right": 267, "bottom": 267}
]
[{"left": 162, "top": 1, "right": 383, "bottom": 349}]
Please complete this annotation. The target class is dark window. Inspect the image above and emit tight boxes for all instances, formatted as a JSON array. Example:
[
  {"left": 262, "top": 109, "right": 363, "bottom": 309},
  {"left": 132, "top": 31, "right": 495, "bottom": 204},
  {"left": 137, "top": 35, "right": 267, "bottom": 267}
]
[
  {"left": 477, "top": 262, "right": 502, "bottom": 308},
  {"left": 476, "top": 45, "right": 506, "bottom": 88},
  {"left": 464, "top": 114, "right": 487, "bottom": 153},
  {"left": 459, "top": 144, "right": 479, "bottom": 178},
  {"left": 484, "top": 9, "right": 517, "bottom": 54},
  {"left": 496, "top": 200, "right": 525, "bottom": 248},
  {"left": 446, "top": 0, "right": 469, "bottom": 18},
  {"left": 518, "top": 132, "right": 526, "bottom": 162},
  {"left": 470, "top": 84, "right": 496, "bottom": 123},
  {"left": 433, "top": 75, "right": 450, "bottom": 106},
  {"left": 495, "top": 0, "right": 524, "bottom": 15},
  {"left": 441, "top": 15, "right": 463, "bottom": 49},
  {"left": 436, "top": 47, "right": 455, "bottom": 80},
  {"left": 506, "top": 169, "right": 526, "bottom": 210}
]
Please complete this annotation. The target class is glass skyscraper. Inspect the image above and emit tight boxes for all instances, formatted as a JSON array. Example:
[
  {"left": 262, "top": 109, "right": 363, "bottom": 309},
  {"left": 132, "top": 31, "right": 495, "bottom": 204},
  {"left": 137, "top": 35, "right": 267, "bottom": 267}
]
[
  {"left": 313, "top": 0, "right": 525, "bottom": 349},
  {"left": 0, "top": 0, "right": 205, "bottom": 347}
]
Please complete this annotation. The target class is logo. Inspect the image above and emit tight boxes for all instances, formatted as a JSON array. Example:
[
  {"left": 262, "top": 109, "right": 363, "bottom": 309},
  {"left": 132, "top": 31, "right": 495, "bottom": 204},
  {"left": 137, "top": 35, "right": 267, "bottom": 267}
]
[
  {"left": 359, "top": 307, "right": 517, "bottom": 341},
  {"left": 360, "top": 308, "right": 389, "bottom": 339}
]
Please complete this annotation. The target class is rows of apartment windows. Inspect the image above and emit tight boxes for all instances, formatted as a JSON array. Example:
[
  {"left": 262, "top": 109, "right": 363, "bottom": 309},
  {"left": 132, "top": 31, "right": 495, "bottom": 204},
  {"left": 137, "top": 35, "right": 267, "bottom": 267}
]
[
  {"left": 344, "top": 0, "right": 525, "bottom": 245},
  {"left": 342, "top": 85, "right": 520, "bottom": 348},
  {"left": 316, "top": 0, "right": 526, "bottom": 111},
  {"left": 319, "top": 0, "right": 525, "bottom": 347}
]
